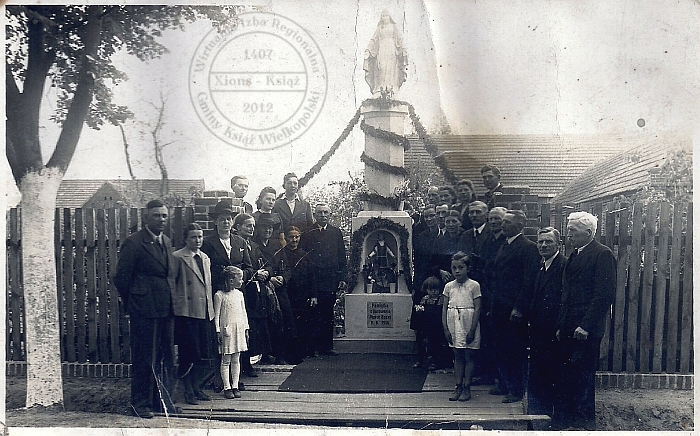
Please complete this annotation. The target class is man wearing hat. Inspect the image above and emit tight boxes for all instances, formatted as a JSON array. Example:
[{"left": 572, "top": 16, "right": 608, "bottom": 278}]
[
  {"left": 299, "top": 203, "right": 347, "bottom": 356},
  {"left": 114, "top": 199, "right": 179, "bottom": 418}
]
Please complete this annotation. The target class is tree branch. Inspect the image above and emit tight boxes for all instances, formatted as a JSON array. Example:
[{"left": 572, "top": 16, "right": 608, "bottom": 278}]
[{"left": 47, "top": 6, "right": 103, "bottom": 173}]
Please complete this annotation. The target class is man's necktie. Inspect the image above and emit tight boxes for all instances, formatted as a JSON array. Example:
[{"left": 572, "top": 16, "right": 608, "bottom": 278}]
[{"left": 194, "top": 253, "right": 205, "bottom": 277}]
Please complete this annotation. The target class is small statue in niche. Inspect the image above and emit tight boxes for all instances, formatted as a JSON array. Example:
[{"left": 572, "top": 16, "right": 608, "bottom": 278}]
[
  {"left": 364, "top": 10, "right": 408, "bottom": 98},
  {"left": 367, "top": 231, "right": 397, "bottom": 293}
]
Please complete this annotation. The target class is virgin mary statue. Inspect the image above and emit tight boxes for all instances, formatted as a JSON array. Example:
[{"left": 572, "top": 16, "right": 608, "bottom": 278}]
[{"left": 364, "top": 10, "right": 408, "bottom": 97}]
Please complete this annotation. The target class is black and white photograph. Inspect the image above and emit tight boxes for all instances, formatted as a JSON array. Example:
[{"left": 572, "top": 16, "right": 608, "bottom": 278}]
[{"left": 3, "top": 0, "right": 696, "bottom": 431}]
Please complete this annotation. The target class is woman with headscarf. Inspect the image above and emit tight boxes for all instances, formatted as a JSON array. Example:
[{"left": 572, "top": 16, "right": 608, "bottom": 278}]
[{"left": 276, "top": 226, "right": 314, "bottom": 364}]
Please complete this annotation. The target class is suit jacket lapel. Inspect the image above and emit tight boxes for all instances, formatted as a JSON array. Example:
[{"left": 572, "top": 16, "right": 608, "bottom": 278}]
[
  {"left": 182, "top": 252, "right": 205, "bottom": 284},
  {"left": 140, "top": 229, "right": 167, "bottom": 267},
  {"left": 211, "top": 236, "right": 231, "bottom": 264}
]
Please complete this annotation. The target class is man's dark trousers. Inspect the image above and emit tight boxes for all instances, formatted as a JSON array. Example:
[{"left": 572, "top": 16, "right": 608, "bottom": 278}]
[
  {"left": 130, "top": 315, "right": 176, "bottom": 413},
  {"left": 492, "top": 303, "right": 527, "bottom": 399},
  {"left": 314, "top": 273, "right": 337, "bottom": 353},
  {"left": 555, "top": 335, "right": 601, "bottom": 430}
]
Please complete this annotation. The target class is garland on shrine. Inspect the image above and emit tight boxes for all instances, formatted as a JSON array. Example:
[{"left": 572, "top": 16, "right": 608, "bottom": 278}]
[
  {"left": 298, "top": 97, "right": 455, "bottom": 188},
  {"left": 359, "top": 119, "right": 410, "bottom": 151},
  {"left": 347, "top": 217, "right": 412, "bottom": 292},
  {"left": 298, "top": 107, "right": 362, "bottom": 188},
  {"left": 355, "top": 192, "right": 403, "bottom": 209},
  {"left": 360, "top": 151, "right": 409, "bottom": 177}
]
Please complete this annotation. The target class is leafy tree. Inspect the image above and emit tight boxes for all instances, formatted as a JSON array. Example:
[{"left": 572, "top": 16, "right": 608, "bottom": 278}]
[{"left": 5, "top": 5, "right": 238, "bottom": 408}]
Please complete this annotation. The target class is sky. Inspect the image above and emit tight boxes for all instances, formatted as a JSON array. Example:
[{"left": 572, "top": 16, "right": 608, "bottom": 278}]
[{"left": 4, "top": 0, "right": 700, "bottom": 207}]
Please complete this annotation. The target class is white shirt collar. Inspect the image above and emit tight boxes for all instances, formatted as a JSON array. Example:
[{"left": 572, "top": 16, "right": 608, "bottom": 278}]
[
  {"left": 506, "top": 233, "right": 521, "bottom": 244},
  {"left": 474, "top": 223, "right": 486, "bottom": 234},
  {"left": 146, "top": 226, "right": 162, "bottom": 243},
  {"left": 543, "top": 251, "right": 559, "bottom": 270},
  {"left": 577, "top": 239, "right": 594, "bottom": 254}
]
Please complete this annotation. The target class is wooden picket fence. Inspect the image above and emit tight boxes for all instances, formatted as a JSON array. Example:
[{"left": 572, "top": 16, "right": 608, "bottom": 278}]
[
  {"left": 6, "top": 206, "right": 195, "bottom": 364},
  {"left": 5, "top": 200, "right": 694, "bottom": 374},
  {"left": 550, "top": 200, "right": 693, "bottom": 374}
]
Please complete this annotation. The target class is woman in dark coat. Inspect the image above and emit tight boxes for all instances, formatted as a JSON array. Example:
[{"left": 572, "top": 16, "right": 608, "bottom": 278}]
[
  {"left": 276, "top": 226, "right": 314, "bottom": 364},
  {"left": 253, "top": 214, "right": 292, "bottom": 364},
  {"left": 233, "top": 213, "right": 273, "bottom": 377}
]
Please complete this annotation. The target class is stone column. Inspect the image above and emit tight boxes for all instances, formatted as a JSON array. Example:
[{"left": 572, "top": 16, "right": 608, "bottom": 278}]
[{"left": 361, "top": 102, "right": 409, "bottom": 210}]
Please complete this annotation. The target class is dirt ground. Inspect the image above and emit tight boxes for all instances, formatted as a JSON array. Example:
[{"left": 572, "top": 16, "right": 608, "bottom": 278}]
[{"left": 4, "top": 375, "right": 694, "bottom": 430}]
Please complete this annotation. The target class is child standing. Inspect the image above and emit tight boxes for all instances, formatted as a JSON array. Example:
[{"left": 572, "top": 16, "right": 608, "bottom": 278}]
[
  {"left": 413, "top": 276, "right": 452, "bottom": 370},
  {"left": 442, "top": 251, "right": 481, "bottom": 402},
  {"left": 214, "top": 266, "right": 249, "bottom": 399}
]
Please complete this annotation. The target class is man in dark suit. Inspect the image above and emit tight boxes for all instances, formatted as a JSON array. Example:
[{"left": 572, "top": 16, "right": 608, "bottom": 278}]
[
  {"left": 272, "top": 172, "right": 314, "bottom": 232},
  {"left": 476, "top": 206, "right": 507, "bottom": 387},
  {"left": 300, "top": 203, "right": 347, "bottom": 355},
  {"left": 527, "top": 227, "right": 566, "bottom": 425},
  {"left": 555, "top": 212, "right": 616, "bottom": 430},
  {"left": 480, "top": 164, "right": 504, "bottom": 209},
  {"left": 114, "top": 199, "right": 178, "bottom": 418},
  {"left": 230, "top": 175, "right": 253, "bottom": 214},
  {"left": 489, "top": 209, "right": 540, "bottom": 403},
  {"left": 458, "top": 201, "right": 491, "bottom": 383}
]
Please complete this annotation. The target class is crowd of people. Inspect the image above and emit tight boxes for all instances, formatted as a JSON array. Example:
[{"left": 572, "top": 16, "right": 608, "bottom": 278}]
[
  {"left": 114, "top": 172, "right": 347, "bottom": 416},
  {"left": 114, "top": 165, "right": 616, "bottom": 431},
  {"left": 409, "top": 164, "right": 616, "bottom": 430}
]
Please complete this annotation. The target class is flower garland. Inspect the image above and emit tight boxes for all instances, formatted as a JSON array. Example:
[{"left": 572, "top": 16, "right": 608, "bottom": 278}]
[
  {"left": 360, "top": 151, "right": 409, "bottom": 177},
  {"left": 360, "top": 119, "right": 410, "bottom": 151},
  {"left": 347, "top": 217, "right": 412, "bottom": 292},
  {"left": 356, "top": 192, "right": 403, "bottom": 209},
  {"left": 298, "top": 97, "right": 455, "bottom": 188},
  {"left": 298, "top": 107, "right": 362, "bottom": 188}
]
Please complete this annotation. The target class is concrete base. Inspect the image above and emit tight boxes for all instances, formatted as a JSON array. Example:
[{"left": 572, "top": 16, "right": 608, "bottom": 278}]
[{"left": 345, "top": 292, "right": 415, "bottom": 341}]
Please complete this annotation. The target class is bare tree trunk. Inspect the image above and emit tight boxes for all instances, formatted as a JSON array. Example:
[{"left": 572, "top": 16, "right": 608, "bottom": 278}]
[
  {"left": 150, "top": 93, "right": 171, "bottom": 197},
  {"left": 118, "top": 123, "right": 136, "bottom": 179},
  {"left": 20, "top": 167, "right": 65, "bottom": 408}
]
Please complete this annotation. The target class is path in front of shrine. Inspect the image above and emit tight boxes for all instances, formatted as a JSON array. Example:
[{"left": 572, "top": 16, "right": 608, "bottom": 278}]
[{"left": 172, "top": 360, "right": 550, "bottom": 430}]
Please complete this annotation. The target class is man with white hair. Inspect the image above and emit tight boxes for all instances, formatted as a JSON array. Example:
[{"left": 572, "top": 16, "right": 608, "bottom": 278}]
[{"left": 554, "top": 212, "right": 616, "bottom": 430}]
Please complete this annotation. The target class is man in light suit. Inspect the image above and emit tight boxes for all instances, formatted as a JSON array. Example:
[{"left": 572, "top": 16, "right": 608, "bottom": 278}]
[
  {"left": 489, "top": 209, "right": 540, "bottom": 403},
  {"left": 299, "top": 203, "right": 348, "bottom": 356},
  {"left": 272, "top": 172, "right": 314, "bottom": 232},
  {"left": 114, "top": 199, "right": 178, "bottom": 418},
  {"left": 527, "top": 227, "right": 566, "bottom": 425},
  {"left": 555, "top": 212, "right": 616, "bottom": 430},
  {"left": 172, "top": 223, "right": 215, "bottom": 405}
]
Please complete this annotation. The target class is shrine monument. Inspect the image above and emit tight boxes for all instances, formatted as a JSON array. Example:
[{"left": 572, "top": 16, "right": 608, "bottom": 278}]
[{"left": 338, "top": 10, "right": 415, "bottom": 353}]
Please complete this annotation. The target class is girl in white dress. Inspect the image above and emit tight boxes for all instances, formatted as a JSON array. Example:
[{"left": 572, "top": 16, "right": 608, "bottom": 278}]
[
  {"left": 214, "top": 266, "right": 249, "bottom": 399},
  {"left": 442, "top": 252, "right": 482, "bottom": 402}
]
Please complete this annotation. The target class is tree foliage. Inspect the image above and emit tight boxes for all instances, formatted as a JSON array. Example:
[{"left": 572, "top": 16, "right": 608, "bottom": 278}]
[{"left": 5, "top": 5, "right": 240, "bottom": 183}]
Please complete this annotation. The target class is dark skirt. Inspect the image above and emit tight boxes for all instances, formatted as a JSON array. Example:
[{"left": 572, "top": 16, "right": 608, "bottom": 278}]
[
  {"left": 247, "top": 317, "right": 272, "bottom": 355},
  {"left": 175, "top": 316, "right": 215, "bottom": 376}
]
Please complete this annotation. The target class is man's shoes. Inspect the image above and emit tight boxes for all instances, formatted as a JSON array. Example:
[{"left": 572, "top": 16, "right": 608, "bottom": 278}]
[
  {"left": 223, "top": 389, "right": 235, "bottom": 399},
  {"left": 231, "top": 388, "right": 242, "bottom": 398},
  {"left": 238, "top": 381, "right": 246, "bottom": 391},
  {"left": 194, "top": 390, "right": 211, "bottom": 401},
  {"left": 448, "top": 384, "right": 463, "bottom": 401},
  {"left": 502, "top": 394, "right": 522, "bottom": 403},
  {"left": 131, "top": 406, "right": 154, "bottom": 419},
  {"left": 184, "top": 394, "right": 199, "bottom": 405},
  {"left": 320, "top": 349, "right": 339, "bottom": 356},
  {"left": 458, "top": 387, "right": 471, "bottom": 402},
  {"left": 488, "top": 387, "right": 506, "bottom": 395},
  {"left": 245, "top": 367, "right": 259, "bottom": 377}
]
